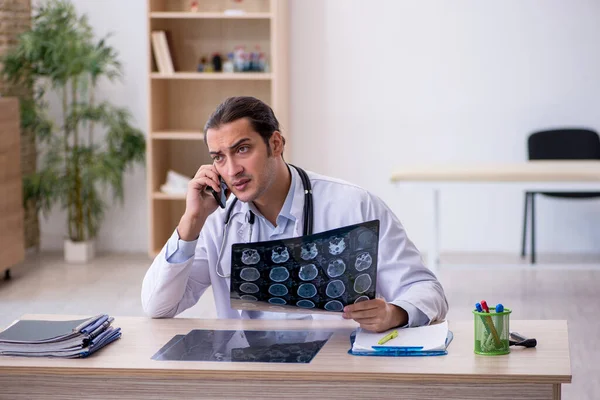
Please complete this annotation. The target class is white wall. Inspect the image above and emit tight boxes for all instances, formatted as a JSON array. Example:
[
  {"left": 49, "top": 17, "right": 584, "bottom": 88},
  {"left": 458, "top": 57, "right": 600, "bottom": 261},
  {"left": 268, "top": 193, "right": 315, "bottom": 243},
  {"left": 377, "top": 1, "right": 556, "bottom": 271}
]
[
  {"left": 40, "top": 0, "right": 148, "bottom": 252},
  {"left": 40, "top": 0, "right": 600, "bottom": 255},
  {"left": 290, "top": 0, "right": 600, "bottom": 254}
]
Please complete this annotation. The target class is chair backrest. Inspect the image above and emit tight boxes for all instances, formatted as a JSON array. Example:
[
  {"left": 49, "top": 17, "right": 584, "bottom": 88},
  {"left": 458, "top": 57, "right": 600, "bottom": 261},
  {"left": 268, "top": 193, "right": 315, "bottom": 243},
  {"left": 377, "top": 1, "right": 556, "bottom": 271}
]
[{"left": 528, "top": 129, "right": 600, "bottom": 160}]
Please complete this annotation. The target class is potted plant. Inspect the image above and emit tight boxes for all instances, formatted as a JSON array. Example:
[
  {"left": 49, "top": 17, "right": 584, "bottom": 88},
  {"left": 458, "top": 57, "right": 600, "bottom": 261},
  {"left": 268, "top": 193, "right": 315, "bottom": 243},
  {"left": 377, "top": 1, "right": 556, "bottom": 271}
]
[{"left": 1, "top": 0, "right": 145, "bottom": 262}]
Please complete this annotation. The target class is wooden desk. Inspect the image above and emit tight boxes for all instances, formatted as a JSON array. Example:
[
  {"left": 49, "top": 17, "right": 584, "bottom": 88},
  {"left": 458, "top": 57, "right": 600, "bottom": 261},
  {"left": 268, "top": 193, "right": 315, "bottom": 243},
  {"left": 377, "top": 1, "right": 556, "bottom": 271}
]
[
  {"left": 391, "top": 161, "right": 600, "bottom": 271},
  {"left": 0, "top": 315, "right": 571, "bottom": 400}
]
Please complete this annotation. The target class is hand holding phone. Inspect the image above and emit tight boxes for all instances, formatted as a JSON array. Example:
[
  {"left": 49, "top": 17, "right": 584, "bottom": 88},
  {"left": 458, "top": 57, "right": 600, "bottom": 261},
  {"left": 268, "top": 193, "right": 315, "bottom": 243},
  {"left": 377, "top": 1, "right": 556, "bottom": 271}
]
[
  {"left": 207, "top": 176, "right": 228, "bottom": 208},
  {"left": 178, "top": 165, "right": 228, "bottom": 241}
]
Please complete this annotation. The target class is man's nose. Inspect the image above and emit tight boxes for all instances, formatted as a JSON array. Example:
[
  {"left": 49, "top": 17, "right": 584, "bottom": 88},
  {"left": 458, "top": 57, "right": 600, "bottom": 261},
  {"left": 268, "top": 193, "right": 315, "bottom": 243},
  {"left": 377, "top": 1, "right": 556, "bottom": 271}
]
[{"left": 225, "top": 158, "right": 243, "bottom": 177}]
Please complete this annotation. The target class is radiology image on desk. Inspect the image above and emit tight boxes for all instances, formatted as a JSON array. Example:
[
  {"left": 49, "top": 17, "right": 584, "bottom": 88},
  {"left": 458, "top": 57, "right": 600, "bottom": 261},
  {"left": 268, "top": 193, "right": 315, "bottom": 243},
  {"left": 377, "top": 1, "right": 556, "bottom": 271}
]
[
  {"left": 230, "top": 220, "right": 380, "bottom": 314},
  {"left": 151, "top": 330, "right": 333, "bottom": 363}
]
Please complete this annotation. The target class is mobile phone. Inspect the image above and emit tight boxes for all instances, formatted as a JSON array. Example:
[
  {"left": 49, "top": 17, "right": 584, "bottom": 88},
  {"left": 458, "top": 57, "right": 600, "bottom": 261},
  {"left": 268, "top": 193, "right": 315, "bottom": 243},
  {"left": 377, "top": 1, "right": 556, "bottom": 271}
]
[{"left": 207, "top": 176, "right": 228, "bottom": 208}]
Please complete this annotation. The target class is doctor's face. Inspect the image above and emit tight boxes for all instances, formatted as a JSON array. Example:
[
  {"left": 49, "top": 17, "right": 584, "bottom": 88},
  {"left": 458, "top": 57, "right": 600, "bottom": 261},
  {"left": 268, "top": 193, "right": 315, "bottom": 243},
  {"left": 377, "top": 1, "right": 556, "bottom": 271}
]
[{"left": 206, "top": 118, "right": 281, "bottom": 204}]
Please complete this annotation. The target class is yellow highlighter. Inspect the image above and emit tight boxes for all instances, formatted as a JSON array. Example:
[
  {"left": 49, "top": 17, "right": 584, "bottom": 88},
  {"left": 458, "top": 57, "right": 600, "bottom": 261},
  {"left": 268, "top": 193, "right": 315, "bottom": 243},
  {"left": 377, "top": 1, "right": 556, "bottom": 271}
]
[{"left": 377, "top": 330, "right": 399, "bottom": 345}]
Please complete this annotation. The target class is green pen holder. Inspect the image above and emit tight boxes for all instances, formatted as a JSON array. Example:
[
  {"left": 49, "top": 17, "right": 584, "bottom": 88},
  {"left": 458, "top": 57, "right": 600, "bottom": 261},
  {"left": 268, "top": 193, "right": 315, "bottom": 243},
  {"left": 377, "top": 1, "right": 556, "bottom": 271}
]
[{"left": 473, "top": 308, "right": 511, "bottom": 355}]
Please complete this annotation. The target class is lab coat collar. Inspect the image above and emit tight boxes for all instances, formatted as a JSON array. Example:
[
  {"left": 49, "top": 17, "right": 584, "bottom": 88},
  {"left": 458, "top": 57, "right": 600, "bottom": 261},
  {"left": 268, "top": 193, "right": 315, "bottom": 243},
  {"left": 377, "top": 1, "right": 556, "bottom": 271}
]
[{"left": 232, "top": 165, "right": 307, "bottom": 240}]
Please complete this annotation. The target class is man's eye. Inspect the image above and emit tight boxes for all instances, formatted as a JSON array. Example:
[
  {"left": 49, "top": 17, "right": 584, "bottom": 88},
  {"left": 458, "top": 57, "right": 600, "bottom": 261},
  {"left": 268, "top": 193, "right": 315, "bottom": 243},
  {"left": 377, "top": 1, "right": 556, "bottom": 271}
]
[
  {"left": 238, "top": 146, "right": 249, "bottom": 153},
  {"left": 213, "top": 155, "right": 223, "bottom": 162}
]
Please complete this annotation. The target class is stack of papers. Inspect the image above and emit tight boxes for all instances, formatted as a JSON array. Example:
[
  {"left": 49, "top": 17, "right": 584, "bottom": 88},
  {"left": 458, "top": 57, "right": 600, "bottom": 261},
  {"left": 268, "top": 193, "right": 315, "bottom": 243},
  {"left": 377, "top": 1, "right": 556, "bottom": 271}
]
[
  {"left": 0, "top": 315, "right": 121, "bottom": 358},
  {"left": 351, "top": 321, "right": 451, "bottom": 356}
]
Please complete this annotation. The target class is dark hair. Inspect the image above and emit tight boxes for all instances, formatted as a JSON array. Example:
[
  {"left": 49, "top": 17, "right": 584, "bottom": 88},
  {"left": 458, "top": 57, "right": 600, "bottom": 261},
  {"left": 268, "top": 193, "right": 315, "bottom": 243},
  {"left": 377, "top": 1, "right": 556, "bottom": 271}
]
[{"left": 203, "top": 96, "right": 285, "bottom": 156}]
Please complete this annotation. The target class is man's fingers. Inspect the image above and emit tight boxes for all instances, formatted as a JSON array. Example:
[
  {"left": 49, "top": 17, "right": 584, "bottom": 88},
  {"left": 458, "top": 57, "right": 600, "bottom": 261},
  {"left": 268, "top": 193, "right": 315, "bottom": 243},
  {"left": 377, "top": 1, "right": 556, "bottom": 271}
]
[
  {"left": 203, "top": 170, "right": 222, "bottom": 189},
  {"left": 343, "top": 309, "right": 378, "bottom": 320},
  {"left": 189, "top": 166, "right": 221, "bottom": 192},
  {"left": 344, "top": 299, "right": 381, "bottom": 313},
  {"left": 353, "top": 316, "right": 380, "bottom": 325},
  {"left": 194, "top": 165, "right": 220, "bottom": 182},
  {"left": 194, "top": 164, "right": 212, "bottom": 179},
  {"left": 190, "top": 176, "right": 219, "bottom": 193},
  {"left": 359, "top": 323, "right": 387, "bottom": 333}
]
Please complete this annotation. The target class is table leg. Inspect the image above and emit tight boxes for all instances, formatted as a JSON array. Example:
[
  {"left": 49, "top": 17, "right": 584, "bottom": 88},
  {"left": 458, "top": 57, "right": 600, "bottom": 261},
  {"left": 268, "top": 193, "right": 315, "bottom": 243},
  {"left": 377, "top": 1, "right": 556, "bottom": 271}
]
[
  {"left": 428, "top": 188, "right": 440, "bottom": 274},
  {"left": 553, "top": 384, "right": 561, "bottom": 400}
]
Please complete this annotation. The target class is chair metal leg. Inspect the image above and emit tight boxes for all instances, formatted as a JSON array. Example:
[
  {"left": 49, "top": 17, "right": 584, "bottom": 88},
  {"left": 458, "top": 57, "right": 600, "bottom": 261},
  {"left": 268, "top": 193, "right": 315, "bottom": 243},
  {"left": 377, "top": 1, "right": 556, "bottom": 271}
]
[
  {"left": 531, "top": 193, "right": 536, "bottom": 264},
  {"left": 521, "top": 192, "right": 529, "bottom": 258}
]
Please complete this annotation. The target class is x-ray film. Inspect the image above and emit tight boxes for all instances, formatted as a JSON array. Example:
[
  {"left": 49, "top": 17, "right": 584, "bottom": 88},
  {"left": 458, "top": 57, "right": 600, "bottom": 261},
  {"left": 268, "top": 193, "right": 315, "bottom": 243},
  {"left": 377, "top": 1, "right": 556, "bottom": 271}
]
[
  {"left": 230, "top": 220, "right": 380, "bottom": 314},
  {"left": 151, "top": 330, "right": 332, "bottom": 363}
]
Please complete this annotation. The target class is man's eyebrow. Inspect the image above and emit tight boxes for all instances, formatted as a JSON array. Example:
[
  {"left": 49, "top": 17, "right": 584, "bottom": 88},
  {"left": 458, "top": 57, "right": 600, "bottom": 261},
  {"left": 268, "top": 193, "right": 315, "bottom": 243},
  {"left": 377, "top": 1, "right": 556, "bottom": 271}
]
[
  {"left": 229, "top": 138, "right": 251, "bottom": 149},
  {"left": 209, "top": 138, "right": 251, "bottom": 155}
]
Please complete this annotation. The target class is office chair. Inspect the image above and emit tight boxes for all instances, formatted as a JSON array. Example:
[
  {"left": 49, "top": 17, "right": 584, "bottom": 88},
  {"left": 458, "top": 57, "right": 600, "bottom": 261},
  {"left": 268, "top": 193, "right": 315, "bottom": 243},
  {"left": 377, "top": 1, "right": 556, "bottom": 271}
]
[{"left": 521, "top": 128, "right": 600, "bottom": 264}]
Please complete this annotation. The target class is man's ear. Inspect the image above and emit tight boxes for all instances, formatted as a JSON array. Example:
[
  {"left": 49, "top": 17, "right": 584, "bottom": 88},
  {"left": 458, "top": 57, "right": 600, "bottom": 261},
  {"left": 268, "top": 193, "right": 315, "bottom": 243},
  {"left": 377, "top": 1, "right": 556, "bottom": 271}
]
[{"left": 270, "top": 131, "right": 284, "bottom": 157}]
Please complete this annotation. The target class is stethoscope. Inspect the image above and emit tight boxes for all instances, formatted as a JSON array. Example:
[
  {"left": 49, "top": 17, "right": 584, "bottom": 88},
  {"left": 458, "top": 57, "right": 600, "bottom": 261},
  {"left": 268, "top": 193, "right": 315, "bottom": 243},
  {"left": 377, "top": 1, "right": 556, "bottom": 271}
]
[{"left": 216, "top": 164, "right": 313, "bottom": 278}]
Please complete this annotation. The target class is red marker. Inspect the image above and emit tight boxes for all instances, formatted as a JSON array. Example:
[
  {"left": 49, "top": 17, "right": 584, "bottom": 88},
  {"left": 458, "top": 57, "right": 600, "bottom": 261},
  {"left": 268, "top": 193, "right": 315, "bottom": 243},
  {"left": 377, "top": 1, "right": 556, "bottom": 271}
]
[
  {"left": 480, "top": 300, "right": 490, "bottom": 313},
  {"left": 480, "top": 300, "right": 501, "bottom": 346}
]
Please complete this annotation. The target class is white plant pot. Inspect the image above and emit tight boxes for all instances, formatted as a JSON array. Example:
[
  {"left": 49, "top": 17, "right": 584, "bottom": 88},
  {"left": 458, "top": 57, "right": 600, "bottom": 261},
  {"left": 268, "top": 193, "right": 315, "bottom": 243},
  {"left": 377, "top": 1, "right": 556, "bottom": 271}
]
[{"left": 64, "top": 240, "right": 95, "bottom": 263}]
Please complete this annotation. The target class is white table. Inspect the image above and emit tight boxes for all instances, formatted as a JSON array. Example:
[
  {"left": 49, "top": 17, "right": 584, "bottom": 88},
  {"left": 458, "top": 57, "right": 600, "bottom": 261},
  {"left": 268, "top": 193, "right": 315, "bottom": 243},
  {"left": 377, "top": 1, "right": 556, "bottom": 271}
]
[{"left": 391, "top": 161, "right": 600, "bottom": 272}]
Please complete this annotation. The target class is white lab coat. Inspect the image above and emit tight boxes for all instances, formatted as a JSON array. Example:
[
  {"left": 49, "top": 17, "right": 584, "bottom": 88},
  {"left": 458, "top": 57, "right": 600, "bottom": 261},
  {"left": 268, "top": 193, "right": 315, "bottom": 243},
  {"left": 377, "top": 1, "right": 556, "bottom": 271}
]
[{"left": 141, "top": 169, "right": 448, "bottom": 324}]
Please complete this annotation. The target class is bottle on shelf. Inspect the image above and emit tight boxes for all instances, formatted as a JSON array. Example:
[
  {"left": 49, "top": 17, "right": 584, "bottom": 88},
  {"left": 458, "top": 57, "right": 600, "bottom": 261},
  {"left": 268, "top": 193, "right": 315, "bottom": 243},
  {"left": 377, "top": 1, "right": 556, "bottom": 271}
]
[
  {"left": 212, "top": 53, "right": 223, "bottom": 72},
  {"left": 233, "top": 46, "right": 245, "bottom": 72},
  {"left": 196, "top": 56, "right": 205, "bottom": 72},
  {"left": 258, "top": 52, "right": 267, "bottom": 72},
  {"left": 223, "top": 52, "right": 235, "bottom": 73}
]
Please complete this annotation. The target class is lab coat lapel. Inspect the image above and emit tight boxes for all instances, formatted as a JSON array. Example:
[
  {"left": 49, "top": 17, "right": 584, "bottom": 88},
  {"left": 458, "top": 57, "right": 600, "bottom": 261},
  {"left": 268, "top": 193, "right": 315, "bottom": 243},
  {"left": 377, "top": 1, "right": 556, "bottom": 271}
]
[{"left": 233, "top": 207, "right": 250, "bottom": 243}]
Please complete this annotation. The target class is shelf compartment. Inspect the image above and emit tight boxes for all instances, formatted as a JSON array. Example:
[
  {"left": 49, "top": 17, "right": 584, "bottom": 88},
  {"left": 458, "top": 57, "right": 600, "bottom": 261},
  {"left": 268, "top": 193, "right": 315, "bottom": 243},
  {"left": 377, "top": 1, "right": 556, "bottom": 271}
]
[
  {"left": 149, "top": 138, "right": 207, "bottom": 193},
  {"left": 150, "top": 18, "right": 270, "bottom": 73},
  {"left": 150, "top": 79, "right": 271, "bottom": 132}
]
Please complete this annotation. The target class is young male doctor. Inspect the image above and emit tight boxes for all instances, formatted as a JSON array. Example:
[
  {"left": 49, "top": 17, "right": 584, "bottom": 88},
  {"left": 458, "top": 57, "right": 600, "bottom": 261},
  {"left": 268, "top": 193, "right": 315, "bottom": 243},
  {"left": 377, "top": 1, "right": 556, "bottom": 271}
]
[{"left": 142, "top": 96, "right": 448, "bottom": 333}]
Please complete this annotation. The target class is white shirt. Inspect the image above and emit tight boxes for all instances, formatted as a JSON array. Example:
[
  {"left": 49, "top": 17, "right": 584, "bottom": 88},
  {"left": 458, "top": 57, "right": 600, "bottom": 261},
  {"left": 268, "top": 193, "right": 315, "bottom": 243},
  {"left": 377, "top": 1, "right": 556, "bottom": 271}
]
[{"left": 141, "top": 167, "right": 448, "bottom": 326}]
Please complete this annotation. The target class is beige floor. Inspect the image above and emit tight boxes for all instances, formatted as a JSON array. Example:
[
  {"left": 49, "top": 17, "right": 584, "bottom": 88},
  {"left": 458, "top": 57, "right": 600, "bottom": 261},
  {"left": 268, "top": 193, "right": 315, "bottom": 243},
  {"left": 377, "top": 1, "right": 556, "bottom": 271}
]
[{"left": 1, "top": 252, "right": 598, "bottom": 400}]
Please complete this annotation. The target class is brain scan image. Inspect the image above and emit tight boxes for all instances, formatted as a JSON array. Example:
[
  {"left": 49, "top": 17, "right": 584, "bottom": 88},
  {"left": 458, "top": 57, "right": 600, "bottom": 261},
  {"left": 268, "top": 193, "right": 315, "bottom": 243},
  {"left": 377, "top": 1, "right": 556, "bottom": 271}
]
[
  {"left": 356, "top": 228, "right": 377, "bottom": 250},
  {"left": 327, "top": 259, "right": 346, "bottom": 278},
  {"left": 354, "top": 295, "right": 369, "bottom": 303},
  {"left": 354, "top": 274, "right": 372, "bottom": 294},
  {"left": 240, "top": 267, "right": 260, "bottom": 281},
  {"left": 268, "top": 284, "right": 289, "bottom": 297},
  {"left": 269, "top": 266, "right": 290, "bottom": 282},
  {"left": 241, "top": 249, "right": 260, "bottom": 265},
  {"left": 300, "top": 243, "right": 318, "bottom": 260},
  {"left": 297, "top": 283, "right": 317, "bottom": 298},
  {"left": 271, "top": 246, "right": 290, "bottom": 263},
  {"left": 325, "top": 280, "right": 345, "bottom": 298},
  {"left": 240, "top": 295, "right": 258, "bottom": 302},
  {"left": 328, "top": 237, "right": 346, "bottom": 255},
  {"left": 240, "top": 283, "right": 259, "bottom": 294},
  {"left": 299, "top": 264, "right": 318, "bottom": 281},
  {"left": 268, "top": 297, "right": 286, "bottom": 305},
  {"left": 354, "top": 252, "right": 372, "bottom": 271},
  {"left": 324, "top": 300, "right": 344, "bottom": 312},
  {"left": 297, "top": 299, "right": 315, "bottom": 308}
]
